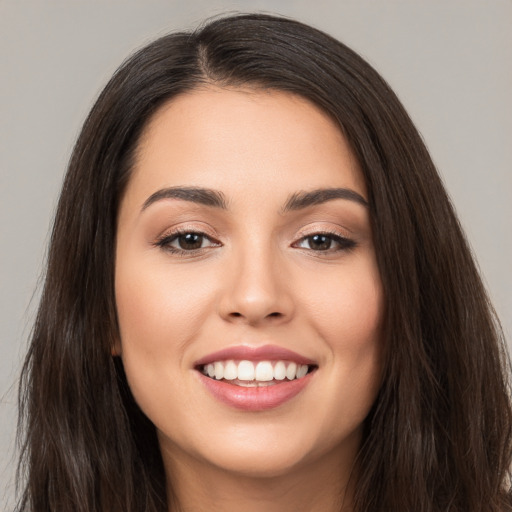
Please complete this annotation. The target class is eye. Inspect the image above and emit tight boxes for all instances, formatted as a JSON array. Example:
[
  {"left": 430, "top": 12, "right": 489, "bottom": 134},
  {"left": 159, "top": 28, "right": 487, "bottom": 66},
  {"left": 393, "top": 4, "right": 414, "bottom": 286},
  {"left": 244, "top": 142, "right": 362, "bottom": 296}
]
[
  {"left": 155, "top": 230, "right": 220, "bottom": 254},
  {"left": 172, "top": 232, "right": 207, "bottom": 250},
  {"left": 294, "top": 233, "right": 356, "bottom": 252}
]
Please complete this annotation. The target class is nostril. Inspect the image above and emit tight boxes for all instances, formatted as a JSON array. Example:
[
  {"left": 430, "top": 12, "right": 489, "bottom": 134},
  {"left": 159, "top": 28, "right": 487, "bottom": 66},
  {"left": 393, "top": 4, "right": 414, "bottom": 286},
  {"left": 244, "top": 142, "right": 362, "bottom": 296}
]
[{"left": 228, "top": 311, "right": 282, "bottom": 320}]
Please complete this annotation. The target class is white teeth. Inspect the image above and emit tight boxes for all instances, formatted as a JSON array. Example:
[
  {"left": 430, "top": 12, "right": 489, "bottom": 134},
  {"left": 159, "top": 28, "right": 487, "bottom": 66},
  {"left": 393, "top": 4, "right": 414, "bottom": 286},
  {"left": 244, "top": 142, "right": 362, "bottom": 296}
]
[
  {"left": 274, "top": 361, "right": 286, "bottom": 380},
  {"left": 286, "top": 362, "right": 297, "bottom": 380},
  {"left": 296, "top": 364, "right": 308, "bottom": 379},
  {"left": 255, "top": 361, "right": 274, "bottom": 381},
  {"left": 237, "top": 360, "right": 255, "bottom": 381},
  {"left": 214, "top": 361, "right": 224, "bottom": 380},
  {"left": 201, "top": 359, "right": 311, "bottom": 382},
  {"left": 223, "top": 360, "right": 238, "bottom": 380}
]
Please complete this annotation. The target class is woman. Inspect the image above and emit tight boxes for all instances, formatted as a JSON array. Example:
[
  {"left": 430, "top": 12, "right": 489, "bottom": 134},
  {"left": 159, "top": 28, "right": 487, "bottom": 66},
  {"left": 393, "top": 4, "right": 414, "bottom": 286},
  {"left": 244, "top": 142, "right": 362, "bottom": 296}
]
[{"left": 16, "top": 13, "right": 512, "bottom": 512}]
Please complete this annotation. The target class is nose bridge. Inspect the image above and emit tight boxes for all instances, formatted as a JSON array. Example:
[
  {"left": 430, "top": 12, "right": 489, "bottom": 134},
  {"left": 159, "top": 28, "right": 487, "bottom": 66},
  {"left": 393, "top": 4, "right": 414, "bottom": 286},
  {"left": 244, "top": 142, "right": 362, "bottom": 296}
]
[{"left": 218, "top": 236, "right": 293, "bottom": 325}]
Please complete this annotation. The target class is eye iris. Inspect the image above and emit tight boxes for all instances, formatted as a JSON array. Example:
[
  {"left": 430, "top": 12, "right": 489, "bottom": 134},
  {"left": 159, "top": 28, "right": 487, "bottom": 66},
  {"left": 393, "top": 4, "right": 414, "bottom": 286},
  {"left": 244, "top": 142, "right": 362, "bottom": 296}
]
[
  {"left": 178, "top": 233, "right": 203, "bottom": 250},
  {"left": 309, "top": 234, "right": 332, "bottom": 250}
]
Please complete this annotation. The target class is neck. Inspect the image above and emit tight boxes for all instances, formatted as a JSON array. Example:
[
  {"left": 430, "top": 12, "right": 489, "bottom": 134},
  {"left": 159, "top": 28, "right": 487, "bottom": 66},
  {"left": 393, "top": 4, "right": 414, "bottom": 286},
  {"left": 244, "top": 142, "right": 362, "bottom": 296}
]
[{"left": 161, "top": 441, "right": 358, "bottom": 512}]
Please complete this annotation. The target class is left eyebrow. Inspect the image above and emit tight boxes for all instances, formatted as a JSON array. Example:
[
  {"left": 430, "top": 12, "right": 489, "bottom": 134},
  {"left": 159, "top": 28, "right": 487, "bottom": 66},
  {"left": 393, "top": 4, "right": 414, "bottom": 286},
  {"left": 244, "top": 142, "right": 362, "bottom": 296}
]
[
  {"left": 141, "top": 186, "right": 228, "bottom": 212},
  {"left": 281, "top": 188, "right": 368, "bottom": 213}
]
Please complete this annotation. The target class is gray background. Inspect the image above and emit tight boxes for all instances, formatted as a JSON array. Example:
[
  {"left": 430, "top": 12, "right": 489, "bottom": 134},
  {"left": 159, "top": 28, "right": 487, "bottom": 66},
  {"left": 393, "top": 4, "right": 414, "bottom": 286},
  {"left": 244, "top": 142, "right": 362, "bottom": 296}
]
[{"left": 1, "top": 0, "right": 511, "bottom": 507}]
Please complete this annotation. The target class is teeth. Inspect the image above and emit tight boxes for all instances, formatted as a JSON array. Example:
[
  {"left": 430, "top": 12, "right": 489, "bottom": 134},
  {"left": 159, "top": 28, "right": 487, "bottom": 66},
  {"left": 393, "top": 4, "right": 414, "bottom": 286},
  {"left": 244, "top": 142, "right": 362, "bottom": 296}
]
[
  {"left": 237, "top": 360, "right": 255, "bottom": 381},
  {"left": 255, "top": 361, "right": 273, "bottom": 381},
  {"left": 286, "top": 362, "right": 297, "bottom": 380},
  {"left": 296, "top": 364, "right": 308, "bottom": 379},
  {"left": 223, "top": 360, "right": 238, "bottom": 380},
  {"left": 201, "top": 360, "right": 311, "bottom": 382},
  {"left": 274, "top": 361, "right": 286, "bottom": 380},
  {"left": 214, "top": 361, "right": 224, "bottom": 380}
]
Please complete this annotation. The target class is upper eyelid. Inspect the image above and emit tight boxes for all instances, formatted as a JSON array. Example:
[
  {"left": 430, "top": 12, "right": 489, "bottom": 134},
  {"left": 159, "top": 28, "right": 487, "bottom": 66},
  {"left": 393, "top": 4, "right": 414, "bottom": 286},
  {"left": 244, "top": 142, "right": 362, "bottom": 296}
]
[
  {"left": 157, "top": 223, "right": 219, "bottom": 239},
  {"left": 292, "top": 217, "right": 354, "bottom": 232},
  {"left": 294, "top": 225, "right": 352, "bottom": 240},
  {"left": 156, "top": 225, "right": 352, "bottom": 240},
  {"left": 297, "top": 231, "right": 349, "bottom": 240},
  {"left": 293, "top": 232, "right": 355, "bottom": 246},
  {"left": 158, "top": 230, "right": 220, "bottom": 245},
  {"left": 153, "top": 231, "right": 221, "bottom": 255},
  {"left": 153, "top": 219, "right": 356, "bottom": 246},
  {"left": 292, "top": 233, "right": 357, "bottom": 257}
]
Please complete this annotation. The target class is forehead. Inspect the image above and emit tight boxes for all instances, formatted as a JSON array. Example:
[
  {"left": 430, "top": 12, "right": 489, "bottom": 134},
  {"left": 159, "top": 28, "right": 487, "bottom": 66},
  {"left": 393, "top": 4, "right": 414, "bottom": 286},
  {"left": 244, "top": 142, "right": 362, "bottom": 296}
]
[{"left": 125, "top": 86, "right": 366, "bottom": 207}]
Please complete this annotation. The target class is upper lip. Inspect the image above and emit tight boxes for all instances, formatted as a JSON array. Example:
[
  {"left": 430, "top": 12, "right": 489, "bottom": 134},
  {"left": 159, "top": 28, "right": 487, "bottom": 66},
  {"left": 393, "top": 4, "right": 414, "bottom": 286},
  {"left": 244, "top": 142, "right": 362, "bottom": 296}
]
[{"left": 194, "top": 345, "right": 317, "bottom": 367}]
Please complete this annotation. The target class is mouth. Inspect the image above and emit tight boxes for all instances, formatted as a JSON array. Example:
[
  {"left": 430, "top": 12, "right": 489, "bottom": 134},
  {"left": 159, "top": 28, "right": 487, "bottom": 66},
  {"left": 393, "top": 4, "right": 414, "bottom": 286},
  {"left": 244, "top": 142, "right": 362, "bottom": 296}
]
[
  {"left": 194, "top": 345, "right": 318, "bottom": 411},
  {"left": 197, "top": 359, "right": 317, "bottom": 387}
]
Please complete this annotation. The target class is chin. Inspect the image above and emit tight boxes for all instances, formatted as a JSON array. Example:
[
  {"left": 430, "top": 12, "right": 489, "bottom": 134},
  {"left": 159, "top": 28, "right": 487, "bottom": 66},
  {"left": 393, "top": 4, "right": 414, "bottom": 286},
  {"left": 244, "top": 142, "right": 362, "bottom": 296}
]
[
  {"left": 168, "top": 421, "right": 360, "bottom": 481},
  {"left": 204, "top": 447, "right": 311, "bottom": 479}
]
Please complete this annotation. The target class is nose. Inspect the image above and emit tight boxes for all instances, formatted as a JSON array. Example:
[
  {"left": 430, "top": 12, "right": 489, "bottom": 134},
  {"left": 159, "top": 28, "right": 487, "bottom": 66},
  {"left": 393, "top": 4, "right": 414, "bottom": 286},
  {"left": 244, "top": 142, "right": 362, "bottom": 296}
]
[{"left": 217, "top": 245, "right": 295, "bottom": 326}]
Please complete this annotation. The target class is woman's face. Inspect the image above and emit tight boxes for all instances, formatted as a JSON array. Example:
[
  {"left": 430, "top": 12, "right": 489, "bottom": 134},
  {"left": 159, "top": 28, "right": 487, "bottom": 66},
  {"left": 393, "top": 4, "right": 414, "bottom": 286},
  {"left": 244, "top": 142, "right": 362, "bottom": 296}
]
[{"left": 115, "top": 87, "right": 383, "bottom": 479}]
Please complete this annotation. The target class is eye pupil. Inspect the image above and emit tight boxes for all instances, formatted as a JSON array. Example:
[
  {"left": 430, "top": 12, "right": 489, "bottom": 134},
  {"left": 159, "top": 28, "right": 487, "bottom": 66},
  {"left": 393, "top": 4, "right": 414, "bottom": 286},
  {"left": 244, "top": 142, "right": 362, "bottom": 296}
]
[
  {"left": 309, "top": 234, "right": 331, "bottom": 250},
  {"left": 178, "top": 233, "right": 203, "bottom": 250}
]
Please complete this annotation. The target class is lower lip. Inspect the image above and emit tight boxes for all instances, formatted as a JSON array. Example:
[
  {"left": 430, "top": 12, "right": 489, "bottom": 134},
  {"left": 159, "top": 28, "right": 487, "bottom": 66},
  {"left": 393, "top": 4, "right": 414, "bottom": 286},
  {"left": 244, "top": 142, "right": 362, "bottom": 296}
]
[{"left": 197, "top": 372, "right": 314, "bottom": 411}]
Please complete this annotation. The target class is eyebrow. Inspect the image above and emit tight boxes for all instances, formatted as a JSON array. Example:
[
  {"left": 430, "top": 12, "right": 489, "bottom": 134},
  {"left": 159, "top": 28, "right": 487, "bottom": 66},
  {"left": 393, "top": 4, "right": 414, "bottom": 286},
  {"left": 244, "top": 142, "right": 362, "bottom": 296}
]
[
  {"left": 281, "top": 188, "right": 368, "bottom": 212},
  {"left": 141, "top": 186, "right": 228, "bottom": 211},
  {"left": 141, "top": 185, "right": 368, "bottom": 213}
]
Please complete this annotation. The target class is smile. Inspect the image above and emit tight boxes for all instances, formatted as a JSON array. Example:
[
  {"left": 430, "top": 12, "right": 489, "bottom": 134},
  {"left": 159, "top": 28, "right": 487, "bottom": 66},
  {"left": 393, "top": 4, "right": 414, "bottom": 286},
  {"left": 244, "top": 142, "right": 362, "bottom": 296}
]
[
  {"left": 200, "top": 360, "right": 313, "bottom": 385},
  {"left": 194, "top": 345, "right": 317, "bottom": 411}
]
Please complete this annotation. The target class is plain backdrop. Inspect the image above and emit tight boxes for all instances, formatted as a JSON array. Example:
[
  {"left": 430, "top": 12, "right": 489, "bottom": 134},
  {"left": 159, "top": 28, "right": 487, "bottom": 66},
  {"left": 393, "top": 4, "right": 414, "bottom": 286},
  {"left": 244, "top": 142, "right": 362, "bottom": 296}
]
[{"left": 1, "top": 0, "right": 511, "bottom": 507}]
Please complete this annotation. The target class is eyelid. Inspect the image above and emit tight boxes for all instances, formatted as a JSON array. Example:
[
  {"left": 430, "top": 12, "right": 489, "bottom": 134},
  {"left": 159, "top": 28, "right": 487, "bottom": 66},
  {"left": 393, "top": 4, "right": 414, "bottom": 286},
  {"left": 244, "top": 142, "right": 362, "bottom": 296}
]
[
  {"left": 152, "top": 223, "right": 222, "bottom": 254},
  {"left": 291, "top": 226, "right": 357, "bottom": 253},
  {"left": 155, "top": 221, "right": 219, "bottom": 240},
  {"left": 294, "top": 223, "right": 353, "bottom": 241}
]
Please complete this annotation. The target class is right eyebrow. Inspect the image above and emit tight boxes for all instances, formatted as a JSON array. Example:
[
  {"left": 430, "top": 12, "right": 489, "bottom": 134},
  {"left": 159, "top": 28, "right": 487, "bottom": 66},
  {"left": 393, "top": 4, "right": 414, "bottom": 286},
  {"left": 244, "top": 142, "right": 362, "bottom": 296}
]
[
  {"left": 141, "top": 186, "right": 228, "bottom": 212},
  {"left": 281, "top": 187, "right": 369, "bottom": 213}
]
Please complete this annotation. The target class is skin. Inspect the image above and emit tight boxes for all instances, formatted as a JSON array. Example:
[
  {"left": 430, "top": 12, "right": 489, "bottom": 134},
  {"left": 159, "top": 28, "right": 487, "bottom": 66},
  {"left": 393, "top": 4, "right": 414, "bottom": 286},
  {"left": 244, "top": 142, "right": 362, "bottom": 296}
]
[{"left": 115, "top": 87, "right": 383, "bottom": 512}]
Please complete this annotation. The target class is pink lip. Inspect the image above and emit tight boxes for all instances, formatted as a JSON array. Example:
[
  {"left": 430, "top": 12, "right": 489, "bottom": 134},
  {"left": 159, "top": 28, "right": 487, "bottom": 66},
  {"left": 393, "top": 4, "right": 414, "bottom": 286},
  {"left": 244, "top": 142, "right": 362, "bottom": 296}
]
[
  {"left": 197, "top": 371, "right": 315, "bottom": 411},
  {"left": 194, "top": 345, "right": 317, "bottom": 411},
  {"left": 194, "top": 344, "right": 316, "bottom": 366}
]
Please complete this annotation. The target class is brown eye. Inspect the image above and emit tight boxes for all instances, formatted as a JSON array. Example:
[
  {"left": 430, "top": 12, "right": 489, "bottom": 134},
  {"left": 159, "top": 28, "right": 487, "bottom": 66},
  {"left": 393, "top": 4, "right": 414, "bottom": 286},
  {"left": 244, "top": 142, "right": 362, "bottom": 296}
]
[
  {"left": 306, "top": 234, "right": 332, "bottom": 251},
  {"left": 294, "top": 233, "right": 356, "bottom": 252},
  {"left": 176, "top": 233, "right": 204, "bottom": 250},
  {"left": 155, "top": 231, "right": 220, "bottom": 254}
]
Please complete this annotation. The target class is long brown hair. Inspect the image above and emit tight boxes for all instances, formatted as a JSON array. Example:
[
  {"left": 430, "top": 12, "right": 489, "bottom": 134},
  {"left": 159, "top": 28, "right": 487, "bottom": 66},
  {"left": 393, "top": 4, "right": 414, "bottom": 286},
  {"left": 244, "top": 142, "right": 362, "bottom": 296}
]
[{"left": 16, "top": 13, "right": 512, "bottom": 512}]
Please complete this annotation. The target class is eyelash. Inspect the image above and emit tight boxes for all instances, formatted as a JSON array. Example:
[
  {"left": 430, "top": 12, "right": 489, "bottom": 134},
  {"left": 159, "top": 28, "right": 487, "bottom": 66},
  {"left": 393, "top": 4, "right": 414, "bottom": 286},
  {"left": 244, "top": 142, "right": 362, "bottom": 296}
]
[
  {"left": 153, "top": 229, "right": 221, "bottom": 255},
  {"left": 292, "top": 231, "right": 357, "bottom": 253},
  {"left": 154, "top": 229, "right": 357, "bottom": 256}
]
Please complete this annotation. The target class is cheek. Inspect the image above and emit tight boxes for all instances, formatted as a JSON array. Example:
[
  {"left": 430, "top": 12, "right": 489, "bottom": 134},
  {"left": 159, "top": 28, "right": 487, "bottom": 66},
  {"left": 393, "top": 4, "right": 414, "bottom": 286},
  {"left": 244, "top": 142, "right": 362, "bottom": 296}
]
[
  {"left": 303, "top": 260, "right": 382, "bottom": 349},
  {"left": 113, "top": 256, "right": 218, "bottom": 413},
  {"left": 115, "top": 257, "right": 215, "bottom": 350},
  {"left": 114, "top": 259, "right": 216, "bottom": 424},
  {"left": 299, "top": 256, "right": 383, "bottom": 405}
]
